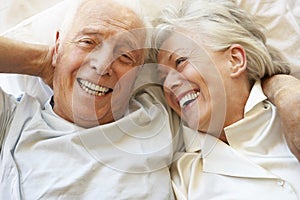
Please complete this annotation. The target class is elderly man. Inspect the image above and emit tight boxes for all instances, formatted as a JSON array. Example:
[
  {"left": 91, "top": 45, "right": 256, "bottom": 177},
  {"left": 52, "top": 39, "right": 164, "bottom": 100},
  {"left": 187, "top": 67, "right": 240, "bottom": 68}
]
[{"left": 0, "top": 0, "right": 181, "bottom": 199}]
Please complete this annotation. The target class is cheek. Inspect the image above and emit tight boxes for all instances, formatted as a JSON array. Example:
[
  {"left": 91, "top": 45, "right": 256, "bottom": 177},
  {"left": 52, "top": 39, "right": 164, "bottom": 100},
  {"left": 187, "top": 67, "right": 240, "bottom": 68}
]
[
  {"left": 114, "top": 62, "right": 140, "bottom": 87},
  {"left": 164, "top": 92, "right": 173, "bottom": 108},
  {"left": 119, "top": 66, "right": 138, "bottom": 81},
  {"left": 53, "top": 50, "right": 86, "bottom": 94},
  {"left": 195, "top": 87, "right": 220, "bottom": 132},
  {"left": 56, "top": 48, "right": 87, "bottom": 74},
  {"left": 111, "top": 66, "right": 139, "bottom": 103},
  {"left": 163, "top": 87, "right": 181, "bottom": 114}
]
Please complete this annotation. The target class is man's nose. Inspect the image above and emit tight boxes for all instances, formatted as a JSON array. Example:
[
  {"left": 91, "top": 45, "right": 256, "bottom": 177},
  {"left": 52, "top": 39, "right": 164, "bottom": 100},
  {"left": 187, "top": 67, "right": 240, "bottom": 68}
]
[{"left": 89, "top": 45, "right": 114, "bottom": 76}]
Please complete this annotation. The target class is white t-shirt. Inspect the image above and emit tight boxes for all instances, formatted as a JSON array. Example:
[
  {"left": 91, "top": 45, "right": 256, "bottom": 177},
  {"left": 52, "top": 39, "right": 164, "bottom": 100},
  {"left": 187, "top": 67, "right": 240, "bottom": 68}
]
[{"left": 0, "top": 84, "right": 181, "bottom": 200}]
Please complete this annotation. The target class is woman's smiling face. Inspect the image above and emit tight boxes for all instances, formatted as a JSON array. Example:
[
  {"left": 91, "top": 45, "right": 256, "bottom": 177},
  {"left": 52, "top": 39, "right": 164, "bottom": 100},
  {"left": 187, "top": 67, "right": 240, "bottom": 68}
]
[{"left": 157, "top": 31, "right": 228, "bottom": 132}]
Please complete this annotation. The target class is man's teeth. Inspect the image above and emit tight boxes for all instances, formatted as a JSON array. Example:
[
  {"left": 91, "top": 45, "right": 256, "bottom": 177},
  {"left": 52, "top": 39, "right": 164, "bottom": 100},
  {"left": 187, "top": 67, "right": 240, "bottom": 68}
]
[
  {"left": 79, "top": 79, "right": 110, "bottom": 96},
  {"left": 179, "top": 91, "right": 200, "bottom": 108}
]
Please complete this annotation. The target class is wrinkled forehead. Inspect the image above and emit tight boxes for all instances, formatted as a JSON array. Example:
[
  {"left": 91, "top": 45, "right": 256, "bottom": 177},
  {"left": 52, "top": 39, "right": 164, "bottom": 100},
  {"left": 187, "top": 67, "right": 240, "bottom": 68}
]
[{"left": 75, "top": 0, "right": 144, "bottom": 32}]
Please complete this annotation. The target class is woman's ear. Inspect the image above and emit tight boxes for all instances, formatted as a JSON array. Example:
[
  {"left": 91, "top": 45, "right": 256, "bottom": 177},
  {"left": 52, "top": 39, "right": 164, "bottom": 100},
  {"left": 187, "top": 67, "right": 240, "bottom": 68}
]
[
  {"left": 229, "top": 44, "right": 247, "bottom": 78},
  {"left": 52, "top": 31, "right": 61, "bottom": 67}
]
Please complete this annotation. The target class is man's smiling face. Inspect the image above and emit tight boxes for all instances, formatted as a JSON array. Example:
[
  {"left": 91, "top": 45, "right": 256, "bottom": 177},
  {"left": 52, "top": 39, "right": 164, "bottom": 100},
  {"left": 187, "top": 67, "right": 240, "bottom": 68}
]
[{"left": 52, "top": 0, "right": 145, "bottom": 128}]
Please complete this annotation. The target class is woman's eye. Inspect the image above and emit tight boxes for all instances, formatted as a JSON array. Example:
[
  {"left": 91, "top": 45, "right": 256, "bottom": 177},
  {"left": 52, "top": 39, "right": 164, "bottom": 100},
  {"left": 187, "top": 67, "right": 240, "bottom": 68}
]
[{"left": 175, "top": 57, "right": 188, "bottom": 67}]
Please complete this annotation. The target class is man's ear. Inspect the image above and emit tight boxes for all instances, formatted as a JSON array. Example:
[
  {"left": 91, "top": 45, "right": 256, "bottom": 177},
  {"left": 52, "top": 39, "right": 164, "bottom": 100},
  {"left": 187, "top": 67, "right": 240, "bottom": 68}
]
[
  {"left": 52, "top": 31, "right": 61, "bottom": 67},
  {"left": 228, "top": 44, "right": 247, "bottom": 78}
]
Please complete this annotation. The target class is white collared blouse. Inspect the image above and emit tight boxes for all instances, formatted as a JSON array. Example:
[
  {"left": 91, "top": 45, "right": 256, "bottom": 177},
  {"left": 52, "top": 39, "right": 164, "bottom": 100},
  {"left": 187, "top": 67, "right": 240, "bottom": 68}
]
[{"left": 171, "top": 81, "right": 300, "bottom": 200}]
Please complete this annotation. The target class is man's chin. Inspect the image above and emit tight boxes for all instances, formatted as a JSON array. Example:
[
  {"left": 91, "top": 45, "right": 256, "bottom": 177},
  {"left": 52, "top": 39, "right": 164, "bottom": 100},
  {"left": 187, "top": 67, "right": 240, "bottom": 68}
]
[
  {"left": 73, "top": 119, "right": 99, "bottom": 128},
  {"left": 72, "top": 105, "right": 128, "bottom": 128},
  {"left": 73, "top": 116, "right": 108, "bottom": 128}
]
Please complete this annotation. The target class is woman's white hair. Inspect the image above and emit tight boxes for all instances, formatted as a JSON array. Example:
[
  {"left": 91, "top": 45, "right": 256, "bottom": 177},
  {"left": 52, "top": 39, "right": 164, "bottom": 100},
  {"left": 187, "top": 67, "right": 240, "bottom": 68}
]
[{"left": 154, "top": 0, "right": 290, "bottom": 85}]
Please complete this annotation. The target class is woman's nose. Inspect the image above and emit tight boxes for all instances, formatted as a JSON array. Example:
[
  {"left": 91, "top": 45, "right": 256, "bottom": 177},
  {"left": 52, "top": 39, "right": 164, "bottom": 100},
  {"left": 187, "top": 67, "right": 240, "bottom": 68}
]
[{"left": 164, "top": 70, "right": 183, "bottom": 91}]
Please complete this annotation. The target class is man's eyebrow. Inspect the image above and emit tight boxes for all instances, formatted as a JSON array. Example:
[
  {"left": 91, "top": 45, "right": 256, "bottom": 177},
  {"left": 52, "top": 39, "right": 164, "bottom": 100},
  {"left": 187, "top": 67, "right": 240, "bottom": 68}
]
[{"left": 76, "top": 27, "right": 104, "bottom": 37}]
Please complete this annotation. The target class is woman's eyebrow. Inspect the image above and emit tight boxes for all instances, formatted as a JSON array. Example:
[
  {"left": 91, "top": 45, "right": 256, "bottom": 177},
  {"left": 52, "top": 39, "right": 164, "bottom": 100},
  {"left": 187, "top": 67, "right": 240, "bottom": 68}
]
[{"left": 168, "top": 48, "right": 188, "bottom": 61}]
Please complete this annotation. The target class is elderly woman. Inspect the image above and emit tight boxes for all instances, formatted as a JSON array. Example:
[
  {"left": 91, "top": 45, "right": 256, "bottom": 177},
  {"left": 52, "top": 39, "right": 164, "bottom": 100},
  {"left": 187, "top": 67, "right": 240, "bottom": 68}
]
[{"left": 154, "top": 0, "right": 300, "bottom": 199}]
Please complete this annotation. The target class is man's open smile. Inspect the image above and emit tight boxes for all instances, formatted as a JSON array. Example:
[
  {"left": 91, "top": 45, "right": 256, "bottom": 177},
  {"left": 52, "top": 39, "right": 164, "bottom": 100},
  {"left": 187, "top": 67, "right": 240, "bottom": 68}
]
[{"left": 77, "top": 78, "right": 113, "bottom": 96}]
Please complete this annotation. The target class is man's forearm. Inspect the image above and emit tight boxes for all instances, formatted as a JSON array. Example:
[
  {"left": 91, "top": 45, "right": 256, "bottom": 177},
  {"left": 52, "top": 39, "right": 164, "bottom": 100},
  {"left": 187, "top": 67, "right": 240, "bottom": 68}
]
[
  {"left": 0, "top": 37, "right": 50, "bottom": 76},
  {"left": 262, "top": 74, "right": 300, "bottom": 161}
]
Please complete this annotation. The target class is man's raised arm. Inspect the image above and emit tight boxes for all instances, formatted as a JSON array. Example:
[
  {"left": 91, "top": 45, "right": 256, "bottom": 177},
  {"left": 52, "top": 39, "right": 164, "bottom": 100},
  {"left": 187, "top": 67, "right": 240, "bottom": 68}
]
[
  {"left": 263, "top": 74, "right": 300, "bottom": 161},
  {"left": 0, "top": 36, "right": 53, "bottom": 86}
]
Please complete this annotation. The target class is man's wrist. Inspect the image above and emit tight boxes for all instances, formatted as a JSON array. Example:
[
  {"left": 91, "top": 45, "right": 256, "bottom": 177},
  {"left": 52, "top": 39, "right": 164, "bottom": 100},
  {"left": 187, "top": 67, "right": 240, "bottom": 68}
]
[
  {"left": 29, "top": 43, "right": 50, "bottom": 76},
  {"left": 262, "top": 74, "right": 297, "bottom": 108}
]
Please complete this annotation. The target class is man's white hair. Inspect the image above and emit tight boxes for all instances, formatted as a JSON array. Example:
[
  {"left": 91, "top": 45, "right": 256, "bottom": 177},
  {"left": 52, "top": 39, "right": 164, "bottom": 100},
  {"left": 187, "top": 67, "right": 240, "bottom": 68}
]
[
  {"left": 56, "top": 0, "right": 154, "bottom": 64},
  {"left": 59, "top": 0, "right": 151, "bottom": 41}
]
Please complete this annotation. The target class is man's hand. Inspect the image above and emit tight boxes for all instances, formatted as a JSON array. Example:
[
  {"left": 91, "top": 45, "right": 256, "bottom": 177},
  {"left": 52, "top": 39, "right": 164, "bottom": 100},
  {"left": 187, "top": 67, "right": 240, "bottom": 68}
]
[
  {"left": 0, "top": 37, "right": 54, "bottom": 87},
  {"left": 263, "top": 75, "right": 300, "bottom": 161},
  {"left": 37, "top": 45, "right": 54, "bottom": 88}
]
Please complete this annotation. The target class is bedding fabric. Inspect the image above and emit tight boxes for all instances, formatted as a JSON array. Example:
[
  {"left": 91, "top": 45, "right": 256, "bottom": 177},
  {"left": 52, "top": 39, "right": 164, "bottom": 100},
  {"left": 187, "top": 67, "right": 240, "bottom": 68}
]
[{"left": 0, "top": 82, "right": 180, "bottom": 199}]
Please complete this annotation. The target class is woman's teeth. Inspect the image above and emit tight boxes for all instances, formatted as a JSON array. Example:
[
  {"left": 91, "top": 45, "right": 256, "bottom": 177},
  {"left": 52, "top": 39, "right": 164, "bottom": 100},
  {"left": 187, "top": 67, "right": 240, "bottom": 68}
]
[
  {"left": 179, "top": 91, "right": 200, "bottom": 108},
  {"left": 78, "top": 79, "right": 111, "bottom": 96}
]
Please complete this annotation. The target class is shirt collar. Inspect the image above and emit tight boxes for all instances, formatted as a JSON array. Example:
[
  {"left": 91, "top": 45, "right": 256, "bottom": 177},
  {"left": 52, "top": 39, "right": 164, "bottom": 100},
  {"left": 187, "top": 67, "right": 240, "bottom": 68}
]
[
  {"left": 183, "top": 131, "right": 278, "bottom": 178},
  {"left": 244, "top": 80, "right": 267, "bottom": 115},
  {"left": 201, "top": 134, "right": 277, "bottom": 178},
  {"left": 224, "top": 81, "right": 273, "bottom": 152}
]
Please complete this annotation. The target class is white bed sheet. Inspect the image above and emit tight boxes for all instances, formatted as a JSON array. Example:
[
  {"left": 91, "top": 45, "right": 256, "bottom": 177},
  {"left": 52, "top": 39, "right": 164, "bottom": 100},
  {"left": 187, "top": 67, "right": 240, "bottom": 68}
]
[{"left": 0, "top": 0, "right": 64, "bottom": 33}]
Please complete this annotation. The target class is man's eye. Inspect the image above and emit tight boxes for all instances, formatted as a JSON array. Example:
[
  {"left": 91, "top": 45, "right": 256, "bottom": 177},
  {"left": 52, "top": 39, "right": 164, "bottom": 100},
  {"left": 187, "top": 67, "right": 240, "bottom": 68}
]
[
  {"left": 78, "top": 38, "right": 95, "bottom": 46},
  {"left": 119, "top": 53, "right": 134, "bottom": 65},
  {"left": 175, "top": 57, "right": 188, "bottom": 67}
]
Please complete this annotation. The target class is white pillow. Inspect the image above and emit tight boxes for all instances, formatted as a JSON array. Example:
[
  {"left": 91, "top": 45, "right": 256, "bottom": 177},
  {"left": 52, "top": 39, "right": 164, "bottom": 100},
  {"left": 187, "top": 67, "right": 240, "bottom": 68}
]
[
  {"left": 235, "top": 0, "right": 300, "bottom": 79},
  {"left": 0, "top": 0, "right": 67, "bottom": 44},
  {"left": 0, "top": 0, "right": 64, "bottom": 34}
]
